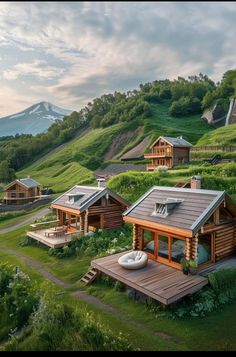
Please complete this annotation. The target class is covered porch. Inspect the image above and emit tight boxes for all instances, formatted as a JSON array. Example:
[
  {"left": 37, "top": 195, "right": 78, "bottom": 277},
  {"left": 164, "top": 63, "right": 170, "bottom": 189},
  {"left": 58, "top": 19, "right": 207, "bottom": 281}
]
[{"left": 91, "top": 251, "right": 208, "bottom": 305}]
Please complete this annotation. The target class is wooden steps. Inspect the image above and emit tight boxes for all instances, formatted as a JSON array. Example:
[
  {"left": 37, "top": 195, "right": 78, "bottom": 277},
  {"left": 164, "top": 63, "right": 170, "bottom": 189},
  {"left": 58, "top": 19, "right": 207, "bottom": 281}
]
[{"left": 80, "top": 268, "right": 99, "bottom": 285}]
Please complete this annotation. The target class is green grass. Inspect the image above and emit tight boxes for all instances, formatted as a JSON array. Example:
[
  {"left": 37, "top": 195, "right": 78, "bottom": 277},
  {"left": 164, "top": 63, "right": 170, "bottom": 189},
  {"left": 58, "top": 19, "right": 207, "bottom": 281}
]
[
  {"left": 86, "top": 281, "right": 236, "bottom": 351},
  {"left": 0, "top": 227, "right": 90, "bottom": 287},
  {"left": 0, "top": 205, "right": 48, "bottom": 230},
  {"left": 16, "top": 102, "right": 213, "bottom": 194},
  {"left": 196, "top": 123, "right": 236, "bottom": 146},
  {"left": 17, "top": 121, "right": 140, "bottom": 193},
  {"left": 107, "top": 162, "right": 236, "bottom": 202},
  {"left": 1, "top": 224, "right": 236, "bottom": 350},
  {"left": 144, "top": 102, "right": 213, "bottom": 145}
]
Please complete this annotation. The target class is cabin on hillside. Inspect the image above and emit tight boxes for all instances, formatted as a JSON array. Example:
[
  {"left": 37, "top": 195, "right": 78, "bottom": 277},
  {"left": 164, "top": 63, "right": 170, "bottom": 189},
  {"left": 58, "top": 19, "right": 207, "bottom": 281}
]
[
  {"left": 144, "top": 136, "right": 192, "bottom": 170},
  {"left": 3, "top": 178, "right": 41, "bottom": 205},
  {"left": 123, "top": 176, "right": 236, "bottom": 270},
  {"left": 91, "top": 177, "right": 236, "bottom": 305},
  {"left": 27, "top": 184, "right": 129, "bottom": 249}
]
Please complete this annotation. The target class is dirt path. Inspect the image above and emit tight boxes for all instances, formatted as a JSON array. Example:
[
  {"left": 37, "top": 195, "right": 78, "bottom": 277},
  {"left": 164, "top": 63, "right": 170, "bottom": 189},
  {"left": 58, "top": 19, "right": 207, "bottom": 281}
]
[
  {"left": 0, "top": 247, "right": 173, "bottom": 343},
  {"left": 0, "top": 207, "right": 49, "bottom": 235},
  {"left": 0, "top": 247, "right": 70, "bottom": 288}
]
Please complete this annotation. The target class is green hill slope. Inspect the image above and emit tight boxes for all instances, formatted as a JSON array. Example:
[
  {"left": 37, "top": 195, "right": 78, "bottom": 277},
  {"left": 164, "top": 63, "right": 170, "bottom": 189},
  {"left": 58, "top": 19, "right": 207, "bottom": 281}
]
[
  {"left": 17, "top": 102, "right": 212, "bottom": 193},
  {"left": 196, "top": 124, "right": 236, "bottom": 146}
]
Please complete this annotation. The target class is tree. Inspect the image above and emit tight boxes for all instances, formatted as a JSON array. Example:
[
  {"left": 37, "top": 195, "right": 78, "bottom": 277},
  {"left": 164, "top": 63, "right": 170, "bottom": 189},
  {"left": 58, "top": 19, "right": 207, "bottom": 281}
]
[{"left": 0, "top": 161, "right": 16, "bottom": 183}]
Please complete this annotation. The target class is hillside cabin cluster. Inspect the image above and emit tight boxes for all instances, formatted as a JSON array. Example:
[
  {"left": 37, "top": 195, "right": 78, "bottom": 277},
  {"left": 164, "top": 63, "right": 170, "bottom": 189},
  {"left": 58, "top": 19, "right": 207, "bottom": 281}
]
[
  {"left": 25, "top": 174, "right": 236, "bottom": 304},
  {"left": 3, "top": 178, "right": 41, "bottom": 205},
  {"left": 144, "top": 136, "right": 192, "bottom": 170}
]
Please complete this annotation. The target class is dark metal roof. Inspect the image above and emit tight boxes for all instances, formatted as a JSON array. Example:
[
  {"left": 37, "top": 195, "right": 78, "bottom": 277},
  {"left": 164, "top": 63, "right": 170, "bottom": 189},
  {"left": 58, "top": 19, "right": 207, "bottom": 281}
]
[
  {"left": 150, "top": 136, "right": 193, "bottom": 148},
  {"left": 18, "top": 178, "right": 40, "bottom": 188},
  {"left": 123, "top": 186, "right": 226, "bottom": 235}
]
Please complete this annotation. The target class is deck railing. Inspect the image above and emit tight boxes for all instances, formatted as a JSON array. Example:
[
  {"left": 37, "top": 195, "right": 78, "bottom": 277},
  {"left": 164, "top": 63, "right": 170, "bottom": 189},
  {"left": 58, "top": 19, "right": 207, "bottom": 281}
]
[{"left": 30, "top": 220, "right": 60, "bottom": 231}]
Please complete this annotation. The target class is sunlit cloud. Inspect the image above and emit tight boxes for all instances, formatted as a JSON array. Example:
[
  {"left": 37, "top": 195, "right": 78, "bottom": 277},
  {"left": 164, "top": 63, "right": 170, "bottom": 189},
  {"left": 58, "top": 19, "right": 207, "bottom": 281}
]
[{"left": 0, "top": 1, "right": 236, "bottom": 115}]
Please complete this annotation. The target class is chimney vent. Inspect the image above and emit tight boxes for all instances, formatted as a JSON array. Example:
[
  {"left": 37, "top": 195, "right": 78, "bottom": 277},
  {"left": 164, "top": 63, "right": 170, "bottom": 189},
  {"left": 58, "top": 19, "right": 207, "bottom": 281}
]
[
  {"left": 191, "top": 175, "right": 201, "bottom": 189},
  {"left": 97, "top": 178, "right": 106, "bottom": 188}
]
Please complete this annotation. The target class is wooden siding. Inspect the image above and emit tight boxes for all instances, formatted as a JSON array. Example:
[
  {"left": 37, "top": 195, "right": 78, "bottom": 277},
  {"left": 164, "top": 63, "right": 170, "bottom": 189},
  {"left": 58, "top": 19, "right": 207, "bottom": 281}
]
[
  {"left": 92, "top": 252, "right": 208, "bottom": 305},
  {"left": 173, "top": 147, "right": 190, "bottom": 166},
  {"left": 215, "top": 224, "right": 236, "bottom": 260}
]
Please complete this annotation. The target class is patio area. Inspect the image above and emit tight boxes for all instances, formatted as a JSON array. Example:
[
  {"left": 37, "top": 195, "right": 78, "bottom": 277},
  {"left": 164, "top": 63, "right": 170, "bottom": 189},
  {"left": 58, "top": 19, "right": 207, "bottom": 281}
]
[
  {"left": 91, "top": 251, "right": 208, "bottom": 305},
  {"left": 27, "top": 220, "right": 82, "bottom": 248}
]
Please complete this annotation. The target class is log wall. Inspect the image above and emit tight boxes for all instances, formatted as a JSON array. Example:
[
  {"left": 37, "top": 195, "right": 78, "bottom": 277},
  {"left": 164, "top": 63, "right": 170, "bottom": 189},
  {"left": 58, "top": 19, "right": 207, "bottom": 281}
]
[{"left": 215, "top": 224, "right": 236, "bottom": 260}]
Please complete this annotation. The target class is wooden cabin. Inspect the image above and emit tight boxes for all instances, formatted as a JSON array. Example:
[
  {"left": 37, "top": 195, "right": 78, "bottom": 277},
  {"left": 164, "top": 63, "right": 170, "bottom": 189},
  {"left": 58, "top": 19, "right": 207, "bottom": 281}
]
[
  {"left": 144, "top": 136, "right": 192, "bottom": 170},
  {"left": 51, "top": 185, "right": 129, "bottom": 233},
  {"left": 4, "top": 178, "right": 41, "bottom": 205},
  {"left": 123, "top": 177, "right": 236, "bottom": 271}
]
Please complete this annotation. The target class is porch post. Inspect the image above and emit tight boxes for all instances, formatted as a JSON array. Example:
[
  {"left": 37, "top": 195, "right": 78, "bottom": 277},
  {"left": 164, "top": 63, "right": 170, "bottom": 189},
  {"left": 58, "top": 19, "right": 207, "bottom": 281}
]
[
  {"left": 84, "top": 209, "right": 89, "bottom": 234},
  {"left": 80, "top": 213, "right": 85, "bottom": 233},
  {"left": 132, "top": 224, "right": 139, "bottom": 250},
  {"left": 192, "top": 234, "right": 198, "bottom": 261},
  {"left": 186, "top": 237, "right": 191, "bottom": 261}
]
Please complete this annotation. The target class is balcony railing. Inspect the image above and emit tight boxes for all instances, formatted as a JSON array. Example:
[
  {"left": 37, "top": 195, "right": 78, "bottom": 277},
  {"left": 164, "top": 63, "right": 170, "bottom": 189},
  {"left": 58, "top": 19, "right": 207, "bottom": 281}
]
[{"left": 144, "top": 150, "right": 172, "bottom": 158}]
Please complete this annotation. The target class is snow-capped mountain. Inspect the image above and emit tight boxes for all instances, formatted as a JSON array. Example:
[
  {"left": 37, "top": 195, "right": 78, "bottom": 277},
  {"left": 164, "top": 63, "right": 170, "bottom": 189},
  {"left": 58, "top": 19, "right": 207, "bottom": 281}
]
[{"left": 0, "top": 101, "right": 73, "bottom": 137}]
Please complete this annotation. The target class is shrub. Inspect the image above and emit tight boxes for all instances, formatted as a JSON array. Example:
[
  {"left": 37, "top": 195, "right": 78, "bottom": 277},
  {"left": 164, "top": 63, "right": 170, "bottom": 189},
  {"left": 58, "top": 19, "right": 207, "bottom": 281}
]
[
  {"left": 49, "top": 225, "right": 132, "bottom": 259},
  {"left": 208, "top": 269, "right": 236, "bottom": 293},
  {"left": 0, "top": 263, "right": 39, "bottom": 341},
  {"left": 5, "top": 288, "right": 134, "bottom": 351}
]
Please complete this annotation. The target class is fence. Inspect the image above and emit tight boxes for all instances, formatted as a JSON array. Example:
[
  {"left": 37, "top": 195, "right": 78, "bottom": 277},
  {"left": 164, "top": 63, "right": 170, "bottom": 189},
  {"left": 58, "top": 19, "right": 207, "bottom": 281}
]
[{"left": 191, "top": 146, "right": 236, "bottom": 152}]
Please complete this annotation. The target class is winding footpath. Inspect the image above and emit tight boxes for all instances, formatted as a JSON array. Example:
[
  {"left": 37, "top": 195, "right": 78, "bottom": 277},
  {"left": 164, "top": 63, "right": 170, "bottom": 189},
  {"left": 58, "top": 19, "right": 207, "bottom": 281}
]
[
  {"left": 0, "top": 247, "right": 173, "bottom": 342},
  {"left": 0, "top": 207, "right": 49, "bottom": 235}
]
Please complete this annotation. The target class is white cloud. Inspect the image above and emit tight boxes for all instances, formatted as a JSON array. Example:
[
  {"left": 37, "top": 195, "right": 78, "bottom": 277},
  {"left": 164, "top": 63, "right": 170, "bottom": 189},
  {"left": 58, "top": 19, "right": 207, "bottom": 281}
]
[
  {"left": 0, "top": 1, "right": 236, "bottom": 114},
  {"left": 0, "top": 85, "right": 39, "bottom": 117},
  {"left": 3, "top": 60, "right": 64, "bottom": 81}
]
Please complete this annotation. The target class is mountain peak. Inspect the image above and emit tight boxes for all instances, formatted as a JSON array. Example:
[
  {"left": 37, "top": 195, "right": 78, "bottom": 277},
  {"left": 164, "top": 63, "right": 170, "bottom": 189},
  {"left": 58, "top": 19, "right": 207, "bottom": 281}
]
[{"left": 0, "top": 102, "right": 73, "bottom": 137}]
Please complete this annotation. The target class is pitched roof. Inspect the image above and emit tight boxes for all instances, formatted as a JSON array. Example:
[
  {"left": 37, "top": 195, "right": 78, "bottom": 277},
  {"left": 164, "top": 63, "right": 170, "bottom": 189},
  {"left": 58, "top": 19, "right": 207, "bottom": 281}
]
[
  {"left": 18, "top": 178, "right": 40, "bottom": 188},
  {"left": 123, "top": 186, "right": 226, "bottom": 236},
  {"left": 150, "top": 136, "right": 192, "bottom": 148},
  {"left": 5, "top": 178, "right": 40, "bottom": 189},
  {"left": 51, "top": 185, "right": 129, "bottom": 213}
]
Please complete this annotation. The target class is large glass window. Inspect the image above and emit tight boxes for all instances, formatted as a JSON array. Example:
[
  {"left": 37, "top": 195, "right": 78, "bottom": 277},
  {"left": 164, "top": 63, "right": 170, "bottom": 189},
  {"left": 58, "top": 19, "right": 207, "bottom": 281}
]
[
  {"left": 143, "top": 229, "right": 155, "bottom": 256},
  {"left": 171, "top": 238, "right": 185, "bottom": 263},
  {"left": 158, "top": 235, "right": 169, "bottom": 260},
  {"left": 198, "top": 235, "right": 211, "bottom": 265}
]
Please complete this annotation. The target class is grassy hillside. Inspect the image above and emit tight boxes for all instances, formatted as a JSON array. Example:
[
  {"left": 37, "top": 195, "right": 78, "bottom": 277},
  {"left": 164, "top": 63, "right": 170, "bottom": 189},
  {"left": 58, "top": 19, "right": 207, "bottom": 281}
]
[
  {"left": 17, "top": 101, "right": 212, "bottom": 193},
  {"left": 144, "top": 102, "right": 212, "bottom": 145},
  {"left": 107, "top": 162, "right": 236, "bottom": 202},
  {"left": 18, "top": 121, "right": 139, "bottom": 192},
  {"left": 196, "top": 123, "right": 236, "bottom": 146}
]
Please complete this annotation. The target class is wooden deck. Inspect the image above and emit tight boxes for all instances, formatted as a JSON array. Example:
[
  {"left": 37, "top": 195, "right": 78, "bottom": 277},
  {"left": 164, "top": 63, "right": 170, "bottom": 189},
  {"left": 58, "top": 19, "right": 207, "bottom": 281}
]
[
  {"left": 27, "top": 229, "right": 81, "bottom": 248},
  {"left": 91, "top": 252, "right": 208, "bottom": 305}
]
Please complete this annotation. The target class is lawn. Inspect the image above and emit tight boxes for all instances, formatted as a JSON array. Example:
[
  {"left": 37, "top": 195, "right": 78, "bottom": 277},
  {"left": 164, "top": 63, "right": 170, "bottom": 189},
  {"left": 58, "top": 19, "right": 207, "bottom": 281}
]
[{"left": 1, "top": 242, "right": 235, "bottom": 351}]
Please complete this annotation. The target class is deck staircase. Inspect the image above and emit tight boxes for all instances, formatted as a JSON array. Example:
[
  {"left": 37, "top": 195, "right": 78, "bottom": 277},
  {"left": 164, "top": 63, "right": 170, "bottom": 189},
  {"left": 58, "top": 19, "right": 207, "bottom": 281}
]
[
  {"left": 80, "top": 268, "right": 99, "bottom": 285},
  {"left": 175, "top": 180, "right": 191, "bottom": 188}
]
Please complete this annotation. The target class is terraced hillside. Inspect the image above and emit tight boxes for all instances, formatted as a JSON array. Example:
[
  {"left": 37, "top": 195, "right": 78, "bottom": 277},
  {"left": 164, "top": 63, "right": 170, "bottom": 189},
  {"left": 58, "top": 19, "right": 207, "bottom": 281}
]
[
  {"left": 17, "top": 102, "right": 212, "bottom": 193},
  {"left": 196, "top": 123, "right": 236, "bottom": 146}
]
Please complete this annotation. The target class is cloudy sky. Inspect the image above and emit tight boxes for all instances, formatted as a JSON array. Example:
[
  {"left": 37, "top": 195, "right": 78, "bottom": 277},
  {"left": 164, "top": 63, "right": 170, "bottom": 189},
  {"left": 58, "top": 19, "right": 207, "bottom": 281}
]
[{"left": 0, "top": 1, "right": 236, "bottom": 116}]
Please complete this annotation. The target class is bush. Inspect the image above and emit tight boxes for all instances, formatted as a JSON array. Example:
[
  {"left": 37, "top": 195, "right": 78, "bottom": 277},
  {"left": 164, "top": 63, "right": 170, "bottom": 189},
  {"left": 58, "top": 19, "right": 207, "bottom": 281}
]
[
  {"left": 208, "top": 269, "right": 236, "bottom": 293},
  {"left": 0, "top": 263, "right": 39, "bottom": 341},
  {"left": 5, "top": 288, "right": 134, "bottom": 351},
  {"left": 48, "top": 225, "right": 132, "bottom": 259}
]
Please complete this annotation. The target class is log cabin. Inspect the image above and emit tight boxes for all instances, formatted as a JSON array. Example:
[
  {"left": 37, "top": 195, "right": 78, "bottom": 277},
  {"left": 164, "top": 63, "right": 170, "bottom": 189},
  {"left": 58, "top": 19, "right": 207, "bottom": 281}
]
[
  {"left": 144, "top": 136, "right": 192, "bottom": 170},
  {"left": 51, "top": 185, "right": 129, "bottom": 234},
  {"left": 3, "top": 178, "right": 41, "bottom": 205},
  {"left": 123, "top": 176, "right": 236, "bottom": 271}
]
